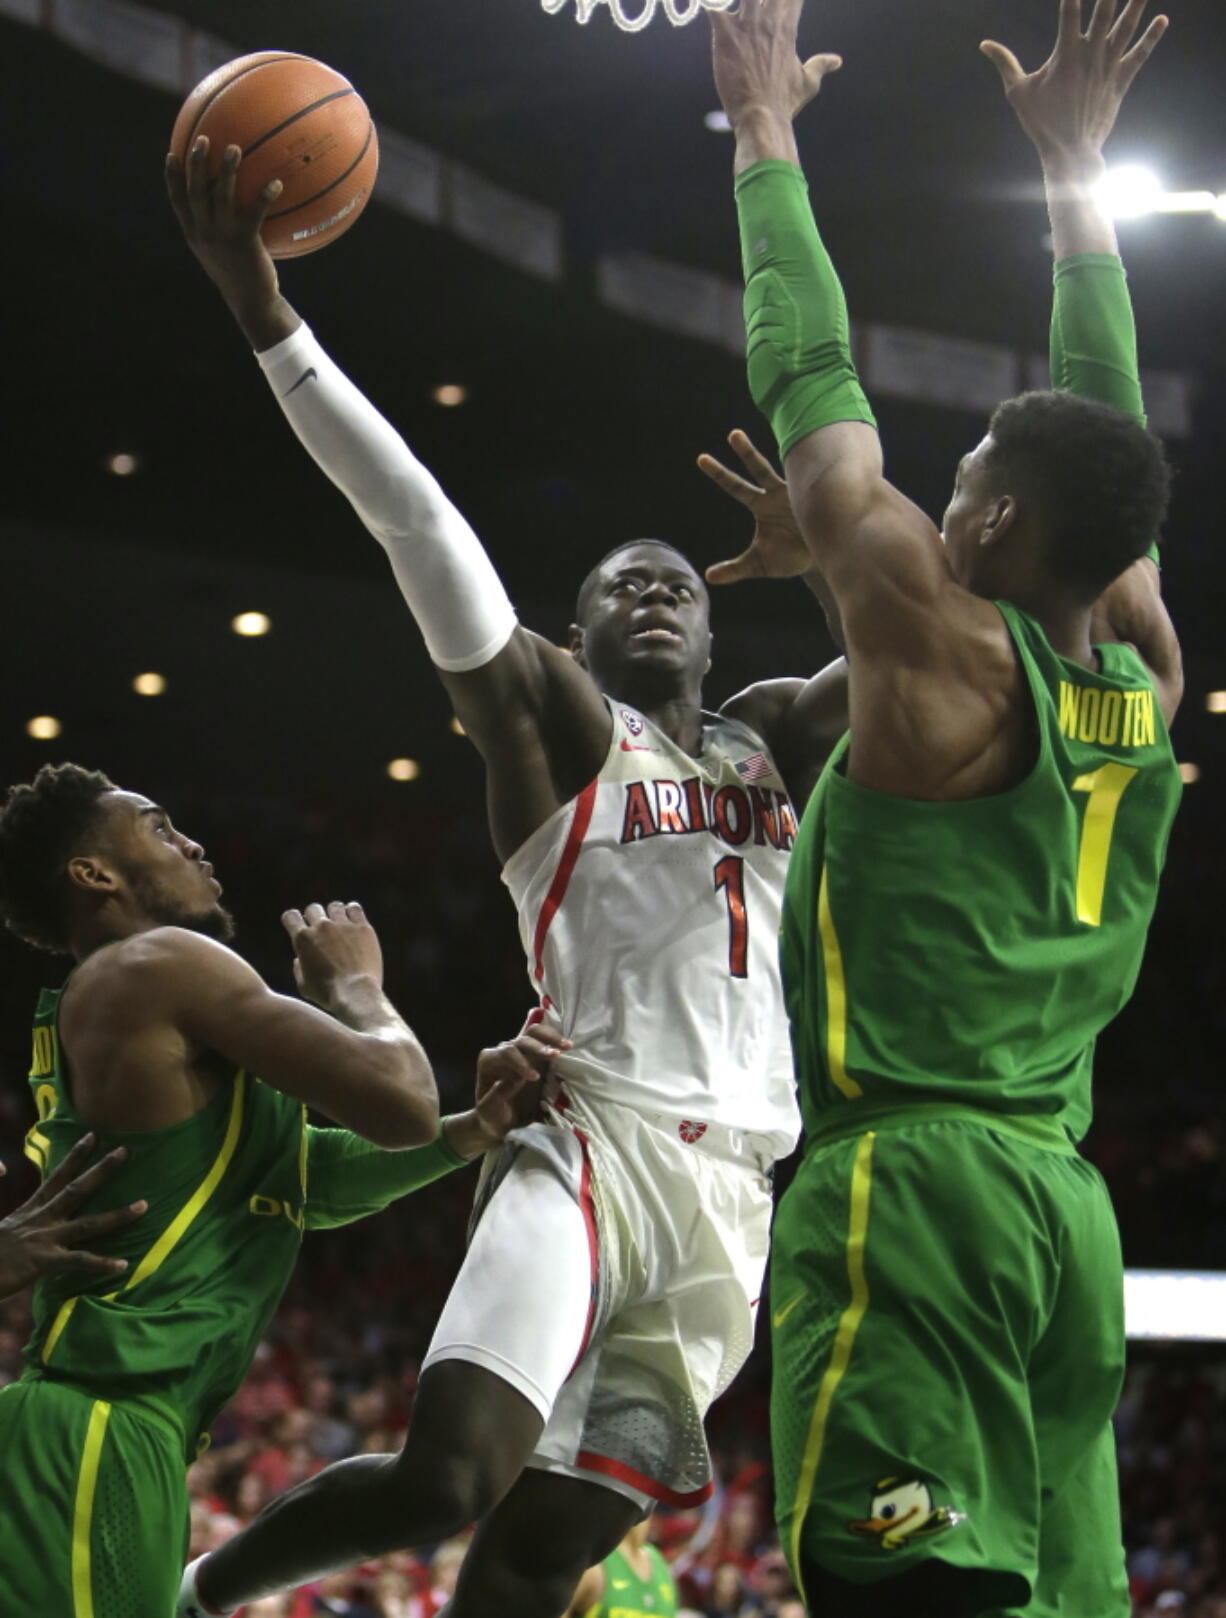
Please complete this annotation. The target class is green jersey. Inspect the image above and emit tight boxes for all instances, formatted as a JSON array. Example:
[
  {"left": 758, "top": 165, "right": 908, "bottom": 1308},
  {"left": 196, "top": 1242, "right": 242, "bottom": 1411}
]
[
  {"left": 21, "top": 980, "right": 468, "bottom": 1459},
  {"left": 584, "top": 1543, "right": 677, "bottom": 1618},
  {"left": 781, "top": 603, "right": 1181, "bottom": 1145}
]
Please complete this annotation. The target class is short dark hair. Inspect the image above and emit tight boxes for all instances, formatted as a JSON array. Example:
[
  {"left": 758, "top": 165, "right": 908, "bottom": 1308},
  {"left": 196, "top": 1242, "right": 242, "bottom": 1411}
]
[
  {"left": 0, "top": 763, "right": 116, "bottom": 953},
  {"left": 984, "top": 391, "right": 1170, "bottom": 600},
  {"left": 574, "top": 539, "right": 699, "bottom": 624}
]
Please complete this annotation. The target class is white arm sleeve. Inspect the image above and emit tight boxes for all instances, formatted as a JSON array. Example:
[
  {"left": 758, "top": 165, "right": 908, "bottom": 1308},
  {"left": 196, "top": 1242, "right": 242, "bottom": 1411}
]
[{"left": 257, "top": 324, "right": 518, "bottom": 673}]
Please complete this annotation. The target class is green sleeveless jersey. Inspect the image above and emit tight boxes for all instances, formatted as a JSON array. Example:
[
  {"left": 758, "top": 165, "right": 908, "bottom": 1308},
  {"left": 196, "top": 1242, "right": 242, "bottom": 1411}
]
[
  {"left": 781, "top": 602, "right": 1181, "bottom": 1145},
  {"left": 585, "top": 1544, "right": 677, "bottom": 1618},
  {"left": 22, "top": 983, "right": 307, "bottom": 1458}
]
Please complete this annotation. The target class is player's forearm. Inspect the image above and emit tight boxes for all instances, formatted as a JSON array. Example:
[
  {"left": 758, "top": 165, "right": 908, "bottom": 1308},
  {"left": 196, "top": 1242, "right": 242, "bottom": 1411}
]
[
  {"left": 228, "top": 288, "right": 302, "bottom": 354},
  {"left": 303, "top": 1123, "right": 466, "bottom": 1230},
  {"left": 1043, "top": 149, "right": 1145, "bottom": 425},
  {"left": 256, "top": 325, "right": 518, "bottom": 672},
  {"left": 319, "top": 976, "right": 439, "bottom": 1144},
  {"left": 733, "top": 107, "right": 800, "bottom": 175}
]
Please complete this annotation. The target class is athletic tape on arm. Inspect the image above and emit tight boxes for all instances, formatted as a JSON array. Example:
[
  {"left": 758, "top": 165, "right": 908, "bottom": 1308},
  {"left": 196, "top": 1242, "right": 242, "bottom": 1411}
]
[
  {"left": 737, "top": 160, "right": 875, "bottom": 460},
  {"left": 258, "top": 326, "right": 518, "bottom": 672}
]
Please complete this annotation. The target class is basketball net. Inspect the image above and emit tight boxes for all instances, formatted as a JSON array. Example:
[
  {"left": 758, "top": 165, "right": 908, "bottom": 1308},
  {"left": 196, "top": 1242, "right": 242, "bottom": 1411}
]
[{"left": 542, "top": 0, "right": 737, "bottom": 33}]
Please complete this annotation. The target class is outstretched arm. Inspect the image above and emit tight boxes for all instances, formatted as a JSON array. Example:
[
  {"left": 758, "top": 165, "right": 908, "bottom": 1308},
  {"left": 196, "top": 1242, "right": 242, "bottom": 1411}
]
[
  {"left": 62, "top": 904, "right": 438, "bottom": 1148},
  {"left": 166, "top": 141, "right": 611, "bottom": 862},
  {"left": 304, "top": 1018, "right": 570, "bottom": 1230},
  {"left": 983, "top": 0, "right": 1181, "bottom": 720}
]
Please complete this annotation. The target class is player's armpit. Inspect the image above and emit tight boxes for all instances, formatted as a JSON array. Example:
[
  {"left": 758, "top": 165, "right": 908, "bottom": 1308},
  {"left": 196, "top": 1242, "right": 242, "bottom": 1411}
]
[
  {"left": 723, "top": 660, "right": 849, "bottom": 809},
  {"left": 1091, "top": 558, "right": 1183, "bottom": 724},
  {"left": 443, "top": 627, "right": 613, "bottom": 865}
]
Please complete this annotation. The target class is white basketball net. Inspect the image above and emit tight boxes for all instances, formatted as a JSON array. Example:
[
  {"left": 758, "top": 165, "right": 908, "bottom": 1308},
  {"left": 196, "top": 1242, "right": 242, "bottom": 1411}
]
[{"left": 542, "top": 0, "right": 737, "bottom": 33}]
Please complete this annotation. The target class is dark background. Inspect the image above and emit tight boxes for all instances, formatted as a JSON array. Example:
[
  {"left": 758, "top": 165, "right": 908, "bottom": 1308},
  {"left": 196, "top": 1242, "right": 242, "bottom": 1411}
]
[{"left": 0, "top": 5, "right": 1223, "bottom": 1612}]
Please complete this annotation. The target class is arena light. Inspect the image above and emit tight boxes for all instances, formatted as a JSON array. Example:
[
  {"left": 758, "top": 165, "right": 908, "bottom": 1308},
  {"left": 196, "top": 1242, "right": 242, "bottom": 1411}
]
[
  {"left": 1153, "top": 190, "right": 1219, "bottom": 214},
  {"left": 106, "top": 451, "right": 140, "bottom": 476},
  {"left": 432, "top": 385, "right": 467, "bottom": 408},
  {"left": 1205, "top": 691, "right": 1226, "bottom": 714},
  {"left": 231, "top": 612, "right": 272, "bottom": 637},
  {"left": 1178, "top": 762, "right": 1200, "bottom": 785},
  {"left": 1095, "top": 164, "right": 1164, "bottom": 219},
  {"left": 704, "top": 110, "right": 732, "bottom": 133},
  {"left": 132, "top": 672, "right": 167, "bottom": 697},
  {"left": 26, "top": 715, "right": 62, "bottom": 740},
  {"left": 1125, "top": 1270, "right": 1226, "bottom": 1341},
  {"left": 387, "top": 758, "right": 421, "bottom": 782},
  {"left": 1217, "top": 195, "right": 1226, "bottom": 223}
]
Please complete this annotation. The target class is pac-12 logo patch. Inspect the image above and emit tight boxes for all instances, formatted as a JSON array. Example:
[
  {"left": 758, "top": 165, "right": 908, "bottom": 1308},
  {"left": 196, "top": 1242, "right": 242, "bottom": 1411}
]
[
  {"left": 848, "top": 1477, "right": 964, "bottom": 1550},
  {"left": 620, "top": 708, "right": 645, "bottom": 737},
  {"left": 678, "top": 1120, "right": 708, "bottom": 1144}
]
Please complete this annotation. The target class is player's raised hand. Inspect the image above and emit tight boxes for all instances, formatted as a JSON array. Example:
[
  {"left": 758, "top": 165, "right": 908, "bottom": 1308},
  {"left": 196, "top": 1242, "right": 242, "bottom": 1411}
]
[
  {"left": 0, "top": 1135, "right": 146, "bottom": 1300},
  {"left": 700, "top": 430, "right": 813, "bottom": 585},
  {"left": 283, "top": 901, "right": 385, "bottom": 1010},
  {"left": 710, "top": 0, "right": 841, "bottom": 127},
  {"left": 981, "top": 0, "right": 1168, "bottom": 161},
  {"left": 166, "top": 138, "right": 297, "bottom": 349}
]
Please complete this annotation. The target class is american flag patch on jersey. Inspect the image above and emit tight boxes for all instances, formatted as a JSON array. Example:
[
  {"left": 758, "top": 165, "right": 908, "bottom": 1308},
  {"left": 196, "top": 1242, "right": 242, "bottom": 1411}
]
[{"left": 735, "top": 752, "right": 772, "bottom": 783}]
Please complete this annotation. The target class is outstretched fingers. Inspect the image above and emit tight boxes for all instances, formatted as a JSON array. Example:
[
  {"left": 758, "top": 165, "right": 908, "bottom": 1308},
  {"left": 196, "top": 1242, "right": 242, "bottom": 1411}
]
[
  {"left": 979, "top": 40, "right": 1027, "bottom": 92},
  {"left": 1117, "top": 11, "right": 1168, "bottom": 84},
  {"left": 1085, "top": 0, "right": 1121, "bottom": 45},
  {"left": 697, "top": 451, "right": 762, "bottom": 508},
  {"left": 728, "top": 427, "right": 785, "bottom": 487},
  {"left": 705, "top": 546, "right": 763, "bottom": 587},
  {"left": 35, "top": 1143, "right": 129, "bottom": 1220}
]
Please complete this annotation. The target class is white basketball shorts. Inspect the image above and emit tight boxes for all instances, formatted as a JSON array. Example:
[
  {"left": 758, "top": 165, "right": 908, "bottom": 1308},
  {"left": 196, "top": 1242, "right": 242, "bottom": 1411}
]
[{"left": 420, "top": 1089, "right": 774, "bottom": 1511}]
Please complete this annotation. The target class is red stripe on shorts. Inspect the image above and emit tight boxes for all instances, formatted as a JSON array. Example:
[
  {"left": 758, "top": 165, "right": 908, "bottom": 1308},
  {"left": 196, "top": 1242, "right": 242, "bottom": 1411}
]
[
  {"left": 532, "top": 781, "right": 597, "bottom": 983},
  {"left": 575, "top": 1449, "right": 715, "bottom": 1509},
  {"left": 566, "top": 1129, "right": 600, "bottom": 1380}
]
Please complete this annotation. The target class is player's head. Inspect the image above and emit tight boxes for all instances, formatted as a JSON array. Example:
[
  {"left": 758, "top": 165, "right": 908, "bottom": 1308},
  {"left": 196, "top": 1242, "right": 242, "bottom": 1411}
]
[
  {"left": 941, "top": 391, "right": 1170, "bottom": 603},
  {"left": 0, "top": 763, "right": 232, "bottom": 956},
  {"left": 570, "top": 540, "right": 712, "bottom": 698}
]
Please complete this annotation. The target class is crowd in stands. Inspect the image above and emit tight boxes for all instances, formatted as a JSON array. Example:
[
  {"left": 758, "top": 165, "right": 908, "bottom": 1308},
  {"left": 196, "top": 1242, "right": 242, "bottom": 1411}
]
[{"left": 0, "top": 783, "right": 1221, "bottom": 1614}]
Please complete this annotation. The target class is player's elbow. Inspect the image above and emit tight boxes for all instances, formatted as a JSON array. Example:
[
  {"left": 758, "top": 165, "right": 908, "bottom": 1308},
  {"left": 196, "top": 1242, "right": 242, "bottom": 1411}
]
[{"left": 371, "top": 1049, "right": 440, "bottom": 1149}]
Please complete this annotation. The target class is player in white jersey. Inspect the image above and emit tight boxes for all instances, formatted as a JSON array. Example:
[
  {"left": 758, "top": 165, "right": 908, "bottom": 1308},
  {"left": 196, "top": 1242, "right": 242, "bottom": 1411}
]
[{"left": 169, "top": 145, "right": 845, "bottom": 1618}]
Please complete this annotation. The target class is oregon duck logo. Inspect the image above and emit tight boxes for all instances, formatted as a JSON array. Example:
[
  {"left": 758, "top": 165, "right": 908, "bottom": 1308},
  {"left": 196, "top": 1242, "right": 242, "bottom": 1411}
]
[{"left": 848, "top": 1477, "right": 964, "bottom": 1550}]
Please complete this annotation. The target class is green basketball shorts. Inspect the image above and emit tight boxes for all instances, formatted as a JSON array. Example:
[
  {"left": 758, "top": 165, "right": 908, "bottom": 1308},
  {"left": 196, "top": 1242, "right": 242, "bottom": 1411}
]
[
  {"left": 769, "top": 1116, "right": 1129, "bottom": 1617},
  {"left": 0, "top": 1375, "right": 189, "bottom": 1618}
]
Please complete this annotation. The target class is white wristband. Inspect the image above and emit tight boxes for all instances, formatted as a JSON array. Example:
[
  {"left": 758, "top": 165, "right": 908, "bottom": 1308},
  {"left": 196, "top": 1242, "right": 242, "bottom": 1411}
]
[{"left": 258, "top": 325, "right": 517, "bottom": 673}]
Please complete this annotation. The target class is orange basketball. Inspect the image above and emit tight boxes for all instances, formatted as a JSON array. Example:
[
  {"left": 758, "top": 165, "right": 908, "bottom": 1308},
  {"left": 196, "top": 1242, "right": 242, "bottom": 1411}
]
[{"left": 171, "top": 52, "right": 379, "bottom": 259}]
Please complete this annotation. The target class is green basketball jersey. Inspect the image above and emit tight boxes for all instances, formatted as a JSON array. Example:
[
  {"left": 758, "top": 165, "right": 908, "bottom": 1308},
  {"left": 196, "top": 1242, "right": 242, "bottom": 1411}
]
[
  {"left": 585, "top": 1543, "right": 677, "bottom": 1618},
  {"left": 22, "top": 981, "right": 307, "bottom": 1457},
  {"left": 780, "top": 602, "right": 1181, "bottom": 1144}
]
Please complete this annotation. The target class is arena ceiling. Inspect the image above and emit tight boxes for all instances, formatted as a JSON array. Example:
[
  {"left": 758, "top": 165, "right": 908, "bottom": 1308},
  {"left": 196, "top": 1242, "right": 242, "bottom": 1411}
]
[{"left": 3, "top": 0, "right": 1224, "bottom": 799}]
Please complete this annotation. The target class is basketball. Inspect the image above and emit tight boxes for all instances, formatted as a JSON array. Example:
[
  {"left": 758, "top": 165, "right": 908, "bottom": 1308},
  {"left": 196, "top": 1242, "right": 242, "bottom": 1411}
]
[{"left": 170, "top": 52, "right": 378, "bottom": 259}]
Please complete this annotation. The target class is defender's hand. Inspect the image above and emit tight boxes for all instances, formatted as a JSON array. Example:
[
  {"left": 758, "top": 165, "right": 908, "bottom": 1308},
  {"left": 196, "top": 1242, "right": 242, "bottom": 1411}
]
[
  {"left": 700, "top": 430, "right": 812, "bottom": 584},
  {"left": 165, "top": 137, "right": 284, "bottom": 319},
  {"left": 467, "top": 1016, "right": 573, "bottom": 1152},
  {"left": 283, "top": 902, "right": 385, "bottom": 1010},
  {"left": 710, "top": 0, "right": 841, "bottom": 127},
  {"left": 0, "top": 1136, "right": 146, "bottom": 1301},
  {"left": 981, "top": 0, "right": 1168, "bottom": 164}
]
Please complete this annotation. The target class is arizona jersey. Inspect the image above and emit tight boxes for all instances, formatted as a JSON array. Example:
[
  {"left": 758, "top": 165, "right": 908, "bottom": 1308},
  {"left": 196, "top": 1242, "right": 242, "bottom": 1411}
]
[{"left": 503, "top": 699, "right": 801, "bottom": 1159}]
